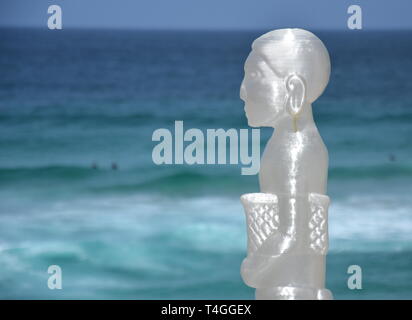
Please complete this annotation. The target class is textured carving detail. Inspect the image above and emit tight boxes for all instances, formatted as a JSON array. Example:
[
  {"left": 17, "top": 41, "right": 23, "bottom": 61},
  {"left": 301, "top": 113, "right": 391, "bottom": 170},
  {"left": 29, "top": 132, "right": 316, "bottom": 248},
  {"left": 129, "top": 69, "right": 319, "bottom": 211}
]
[
  {"left": 241, "top": 193, "right": 279, "bottom": 254},
  {"left": 308, "top": 194, "right": 329, "bottom": 254}
]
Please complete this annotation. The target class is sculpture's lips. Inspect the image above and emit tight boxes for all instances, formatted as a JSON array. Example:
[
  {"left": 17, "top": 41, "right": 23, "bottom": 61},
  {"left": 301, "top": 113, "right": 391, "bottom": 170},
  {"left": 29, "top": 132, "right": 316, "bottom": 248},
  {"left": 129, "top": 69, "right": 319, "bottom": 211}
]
[
  {"left": 240, "top": 91, "right": 247, "bottom": 101},
  {"left": 243, "top": 105, "right": 250, "bottom": 119}
]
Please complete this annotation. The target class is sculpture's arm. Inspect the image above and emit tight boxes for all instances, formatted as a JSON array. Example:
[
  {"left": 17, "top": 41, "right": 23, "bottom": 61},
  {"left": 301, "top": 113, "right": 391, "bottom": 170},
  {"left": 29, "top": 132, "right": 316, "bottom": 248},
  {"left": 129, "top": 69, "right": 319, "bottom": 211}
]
[
  {"left": 240, "top": 193, "right": 281, "bottom": 256},
  {"left": 308, "top": 193, "right": 330, "bottom": 255},
  {"left": 240, "top": 192, "right": 330, "bottom": 290}
]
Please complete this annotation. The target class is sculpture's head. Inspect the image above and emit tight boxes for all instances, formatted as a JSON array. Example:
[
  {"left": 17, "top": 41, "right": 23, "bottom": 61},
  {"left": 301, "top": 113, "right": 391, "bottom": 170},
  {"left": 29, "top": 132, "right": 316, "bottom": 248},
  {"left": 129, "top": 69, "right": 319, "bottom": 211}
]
[{"left": 240, "top": 28, "right": 331, "bottom": 127}]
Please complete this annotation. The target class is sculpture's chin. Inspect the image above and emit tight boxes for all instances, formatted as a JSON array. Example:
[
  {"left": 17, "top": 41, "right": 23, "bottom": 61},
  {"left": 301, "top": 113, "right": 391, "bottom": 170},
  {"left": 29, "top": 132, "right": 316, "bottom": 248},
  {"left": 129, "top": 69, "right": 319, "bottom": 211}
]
[
  {"left": 245, "top": 112, "right": 260, "bottom": 128},
  {"left": 245, "top": 108, "right": 275, "bottom": 128},
  {"left": 247, "top": 116, "right": 272, "bottom": 128},
  {"left": 247, "top": 119, "right": 259, "bottom": 128}
]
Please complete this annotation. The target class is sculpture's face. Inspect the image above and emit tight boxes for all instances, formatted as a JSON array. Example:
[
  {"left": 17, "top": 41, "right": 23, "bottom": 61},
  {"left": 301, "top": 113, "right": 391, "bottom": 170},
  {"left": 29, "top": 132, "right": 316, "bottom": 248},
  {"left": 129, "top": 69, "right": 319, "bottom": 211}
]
[{"left": 240, "top": 52, "right": 285, "bottom": 127}]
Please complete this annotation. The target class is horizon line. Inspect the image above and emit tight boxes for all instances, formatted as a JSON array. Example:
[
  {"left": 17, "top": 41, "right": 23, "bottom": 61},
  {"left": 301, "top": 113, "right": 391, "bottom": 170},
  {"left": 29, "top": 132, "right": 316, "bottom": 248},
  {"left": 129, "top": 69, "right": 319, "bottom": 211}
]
[{"left": 1, "top": 24, "right": 412, "bottom": 33}]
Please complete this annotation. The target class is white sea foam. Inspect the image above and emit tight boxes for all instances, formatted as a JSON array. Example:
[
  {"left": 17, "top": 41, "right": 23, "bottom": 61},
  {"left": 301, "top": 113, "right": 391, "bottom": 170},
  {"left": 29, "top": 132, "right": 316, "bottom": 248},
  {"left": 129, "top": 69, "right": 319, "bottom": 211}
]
[{"left": 1, "top": 191, "right": 411, "bottom": 285}]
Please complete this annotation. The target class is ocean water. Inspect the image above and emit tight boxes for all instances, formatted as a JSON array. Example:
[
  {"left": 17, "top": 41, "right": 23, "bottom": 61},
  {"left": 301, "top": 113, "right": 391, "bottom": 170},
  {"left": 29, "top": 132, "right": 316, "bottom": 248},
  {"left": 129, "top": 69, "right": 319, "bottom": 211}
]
[{"left": 0, "top": 28, "right": 412, "bottom": 299}]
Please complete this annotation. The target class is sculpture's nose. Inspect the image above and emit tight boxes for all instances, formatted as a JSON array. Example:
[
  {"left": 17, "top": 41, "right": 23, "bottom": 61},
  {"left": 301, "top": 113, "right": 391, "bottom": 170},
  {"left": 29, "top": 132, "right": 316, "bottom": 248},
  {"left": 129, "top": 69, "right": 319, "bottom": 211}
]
[{"left": 240, "top": 82, "right": 247, "bottom": 101}]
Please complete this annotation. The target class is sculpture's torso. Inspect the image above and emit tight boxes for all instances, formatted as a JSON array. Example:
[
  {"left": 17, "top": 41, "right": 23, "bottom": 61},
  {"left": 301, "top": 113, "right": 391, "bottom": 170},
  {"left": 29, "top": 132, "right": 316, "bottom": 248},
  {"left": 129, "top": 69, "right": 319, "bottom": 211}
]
[{"left": 246, "top": 121, "right": 330, "bottom": 293}]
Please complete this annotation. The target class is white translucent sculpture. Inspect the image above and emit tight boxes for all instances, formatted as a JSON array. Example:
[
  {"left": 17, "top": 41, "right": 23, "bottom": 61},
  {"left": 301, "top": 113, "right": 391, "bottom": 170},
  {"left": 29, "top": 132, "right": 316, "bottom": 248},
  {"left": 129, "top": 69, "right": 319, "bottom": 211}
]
[{"left": 239, "top": 29, "right": 333, "bottom": 300}]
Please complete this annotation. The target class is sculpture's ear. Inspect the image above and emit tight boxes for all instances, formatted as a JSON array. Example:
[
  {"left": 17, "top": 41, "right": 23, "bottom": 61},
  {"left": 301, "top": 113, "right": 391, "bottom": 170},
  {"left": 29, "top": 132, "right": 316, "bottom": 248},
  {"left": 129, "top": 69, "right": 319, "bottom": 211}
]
[{"left": 285, "top": 74, "right": 306, "bottom": 116}]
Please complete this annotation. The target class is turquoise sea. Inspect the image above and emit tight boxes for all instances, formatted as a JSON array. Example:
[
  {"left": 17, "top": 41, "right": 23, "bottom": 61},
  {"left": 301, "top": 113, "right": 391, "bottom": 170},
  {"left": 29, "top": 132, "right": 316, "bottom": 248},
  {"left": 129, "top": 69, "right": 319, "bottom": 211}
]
[{"left": 0, "top": 28, "right": 412, "bottom": 299}]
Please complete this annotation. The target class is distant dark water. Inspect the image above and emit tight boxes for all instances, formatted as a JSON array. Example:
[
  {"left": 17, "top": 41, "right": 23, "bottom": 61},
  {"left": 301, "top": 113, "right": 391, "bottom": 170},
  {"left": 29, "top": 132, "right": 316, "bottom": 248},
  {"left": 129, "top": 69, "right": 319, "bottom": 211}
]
[{"left": 0, "top": 28, "right": 412, "bottom": 299}]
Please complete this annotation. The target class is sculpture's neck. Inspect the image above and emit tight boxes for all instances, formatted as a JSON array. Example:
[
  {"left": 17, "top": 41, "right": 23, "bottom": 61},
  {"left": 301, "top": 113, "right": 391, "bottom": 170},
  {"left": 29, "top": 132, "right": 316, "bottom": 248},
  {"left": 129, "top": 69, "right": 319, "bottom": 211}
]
[{"left": 273, "top": 103, "right": 316, "bottom": 133}]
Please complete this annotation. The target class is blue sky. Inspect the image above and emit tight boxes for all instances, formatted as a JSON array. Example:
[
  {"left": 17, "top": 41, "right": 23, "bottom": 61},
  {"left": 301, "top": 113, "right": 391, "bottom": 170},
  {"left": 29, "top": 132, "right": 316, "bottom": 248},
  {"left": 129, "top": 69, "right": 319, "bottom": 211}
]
[{"left": 0, "top": 0, "right": 411, "bottom": 30}]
